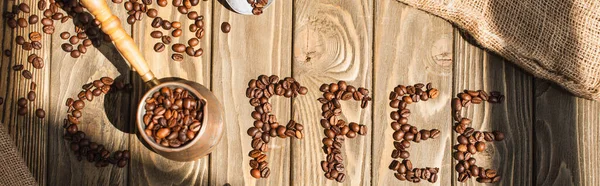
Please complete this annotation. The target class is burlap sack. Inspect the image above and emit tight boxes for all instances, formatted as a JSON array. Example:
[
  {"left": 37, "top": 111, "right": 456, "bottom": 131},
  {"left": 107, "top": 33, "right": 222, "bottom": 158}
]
[
  {"left": 397, "top": 0, "right": 600, "bottom": 100},
  {"left": 0, "top": 124, "right": 37, "bottom": 186}
]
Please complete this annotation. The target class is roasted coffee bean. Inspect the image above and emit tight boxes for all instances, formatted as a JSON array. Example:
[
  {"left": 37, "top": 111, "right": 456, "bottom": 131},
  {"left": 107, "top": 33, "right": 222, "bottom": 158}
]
[
  {"left": 22, "top": 70, "right": 33, "bottom": 79},
  {"left": 32, "top": 41, "right": 42, "bottom": 50},
  {"left": 27, "top": 91, "right": 36, "bottom": 101},
  {"left": 147, "top": 9, "right": 158, "bottom": 18},
  {"left": 250, "top": 168, "right": 261, "bottom": 178},
  {"left": 191, "top": 48, "right": 202, "bottom": 57},
  {"left": 16, "top": 36, "right": 25, "bottom": 45},
  {"left": 221, "top": 22, "right": 231, "bottom": 33},
  {"left": 70, "top": 50, "right": 81, "bottom": 58},
  {"left": 172, "top": 54, "right": 184, "bottom": 61},
  {"left": 62, "top": 43, "right": 73, "bottom": 52},
  {"left": 35, "top": 108, "right": 45, "bottom": 118},
  {"left": 22, "top": 42, "right": 32, "bottom": 50},
  {"left": 150, "top": 31, "right": 163, "bottom": 38},
  {"left": 29, "top": 15, "right": 39, "bottom": 24},
  {"left": 162, "top": 20, "right": 172, "bottom": 30},
  {"left": 154, "top": 43, "right": 165, "bottom": 52},
  {"left": 151, "top": 17, "right": 162, "bottom": 28},
  {"left": 185, "top": 46, "right": 195, "bottom": 56},
  {"left": 172, "top": 43, "right": 186, "bottom": 53},
  {"left": 12, "top": 65, "right": 24, "bottom": 71},
  {"left": 188, "top": 38, "right": 199, "bottom": 47},
  {"left": 172, "top": 29, "right": 182, "bottom": 37}
]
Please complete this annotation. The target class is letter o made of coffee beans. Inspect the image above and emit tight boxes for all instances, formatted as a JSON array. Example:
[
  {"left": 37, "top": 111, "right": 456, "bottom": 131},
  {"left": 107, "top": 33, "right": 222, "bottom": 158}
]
[
  {"left": 246, "top": 75, "right": 308, "bottom": 179},
  {"left": 388, "top": 83, "right": 441, "bottom": 183},
  {"left": 318, "top": 81, "right": 371, "bottom": 183},
  {"left": 452, "top": 90, "right": 506, "bottom": 183}
]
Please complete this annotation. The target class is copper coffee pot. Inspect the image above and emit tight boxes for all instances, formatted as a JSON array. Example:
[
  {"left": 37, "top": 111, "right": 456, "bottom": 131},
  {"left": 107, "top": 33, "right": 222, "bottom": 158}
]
[{"left": 80, "top": 0, "right": 224, "bottom": 162}]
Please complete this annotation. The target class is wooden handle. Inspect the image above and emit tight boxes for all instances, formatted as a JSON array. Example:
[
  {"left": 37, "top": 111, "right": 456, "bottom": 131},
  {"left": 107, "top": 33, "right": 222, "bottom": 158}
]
[{"left": 80, "top": 0, "right": 156, "bottom": 83}]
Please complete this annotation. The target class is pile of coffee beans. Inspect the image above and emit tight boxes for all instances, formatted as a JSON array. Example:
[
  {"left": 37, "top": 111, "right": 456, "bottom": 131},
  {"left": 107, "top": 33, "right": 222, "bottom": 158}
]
[
  {"left": 318, "top": 81, "right": 370, "bottom": 183},
  {"left": 451, "top": 90, "right": 505, "bottom": 183},
  {"left": 142, "top": 86, "right": 205, "bottom": 147},
  {"left": 63, "top": 77, "right": 131, "bottom": 168},
  {"left": 246, "top": 75, "right": 307, "bottom": 179},
  {"left": 388, "top": 83, "right": 441, "bottom": 183},
  {"left": 247, "top": 0, "right": 267, "bottom": 15}
]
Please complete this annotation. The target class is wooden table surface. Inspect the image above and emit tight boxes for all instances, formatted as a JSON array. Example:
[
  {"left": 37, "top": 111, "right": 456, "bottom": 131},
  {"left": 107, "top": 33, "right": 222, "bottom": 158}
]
[{"left": 1, "top": 0, "right": 599, "bottom": 185}]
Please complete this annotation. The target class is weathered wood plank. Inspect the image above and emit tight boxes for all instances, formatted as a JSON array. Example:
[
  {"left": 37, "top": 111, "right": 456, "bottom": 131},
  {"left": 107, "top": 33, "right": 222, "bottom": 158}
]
[
  {"left": 1, "top": 0, "right": 50, "bottom": 184},
  {"left": 129, "top": 1, "right": 212, "bottom": 185},
  {"left": 47, "top": 3, "right": 131, "bottom": 185},
  {"left": 534, "top": 80, "right": 600, "bottom": 185},
  {"left": 209, "top": 1, "right": 293, "bottom": 185},
  {"left": 372, "top": 2, "right": 453, "bottom": 185},
  {"left": 452, "top": 30, "right": 533, "bottom": 185},
  {"left": 291, "top": 0, "right": 373, "bottom": 185}
]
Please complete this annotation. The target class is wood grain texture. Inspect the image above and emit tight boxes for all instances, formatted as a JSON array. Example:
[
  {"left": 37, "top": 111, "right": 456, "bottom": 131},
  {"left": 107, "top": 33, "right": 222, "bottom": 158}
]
[
  {"left": 534, "top": 80, "right": 600, "bottom": 186},
  {"left": 47, "top": 3, "right": 131, "bottom": 185},
  {"left": 128, "top": 1, "right": 212, "bottom": 185},
  {"left": 210, "top": 1, "right": 293, "bottom": 185},
  {"left": 291, "top": 0, "right": 373, "bottom": 185},
  {"left": 0, "top": 0, "right": 50, "bottom": 184},
  {"left": 453, "top": 30, "right": 533, "bottom": 185},
  {"left": 372, "top": 2, "right": 453, "bottom": 185}
]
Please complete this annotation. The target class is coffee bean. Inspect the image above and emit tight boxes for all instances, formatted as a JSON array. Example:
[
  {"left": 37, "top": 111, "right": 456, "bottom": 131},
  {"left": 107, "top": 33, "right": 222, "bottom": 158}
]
[
  {"left": 32, "top": 41, "right": 42, "bottom": 50},
  {"left": 59, "top": 32, "right": 70, "bottom": 40},
  {"left": 27, "top": 91, "right": 36, "bottom": 101},
  {"left": 35, "top": 108, "right": 45, "bottom": 118},
  {"left": 38, "top": 0, "right": 46, "bottom": 10},
  {"left": 185, "top": 46, "right": 195, "bottom": 56},
  {"left": 22, "top": 70, "right": 32, "bottom": 79},
  {"left": 154, "top": 43, "right": 165, "bottom": 52},
  {"left": 195, "top": 29, "right": 205, "bottom": 39},
  {"left": 19, "top": 3, "right": 30, "bottom": 13},
  {"left": 147, "top": 8, "right": 158, "bottom": 18},
  {"left": 172, "top": 44, "right": 186, "bottom": 53},
  {"left": 221, "top": 22, "right": 230, "bottom": 33},
  {"left": 43, "top": 25, "right": 54, "bottom": 34},
  {"left": 250, "top": 168, "right": 260, "bottom": 178},
  {"left": 170, "top": 54, "right": 183, "bottom": 61},
  {"left": 70, "top": 50, "right": 81, "bottom": 58},
  {"left": 172, "top": 29, "right": 182, "bottom": 37},
  {"left": 187, "top": 11, "right": 198, "bottom": 19},
  {"left": 162, "top": 21, "right": 172, "bottom": 30},
  {"left": 62, "top": 43, "right": 73, "bottom": 52},
  {"left": 161, "top": 36, "right": 172, "bottom": 44},
  {"left": 188, "top": 48, "right": 201, "bottom": 57},
  {"left": 150, "top": 31, "right": 162, "bottom": 38},
  {"left": 188, "top": 38, "right": 199, "bottom": 47},
  {"left": 151, "top": 17, "right": 162, "bottom": 28},
  {"left": 13, "top": 65, "right": 24, "bottom": 71},
  {"left": 158, "top": 0, "right": 167, "bottom": 6},
  {"left": 29, "top": 15, "right": 39, "bottom": 24},
  {"left": 493, "top": 131, "right": 505, "bottom": 141},
  {"left": 15, "top": 36, "right": 25, "bottom": 45}
]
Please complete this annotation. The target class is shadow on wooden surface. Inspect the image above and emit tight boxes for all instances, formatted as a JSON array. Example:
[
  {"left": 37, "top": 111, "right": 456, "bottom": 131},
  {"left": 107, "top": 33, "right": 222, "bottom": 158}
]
[{"left": 534, "top": 80, "right": 581, "bottom": 185}]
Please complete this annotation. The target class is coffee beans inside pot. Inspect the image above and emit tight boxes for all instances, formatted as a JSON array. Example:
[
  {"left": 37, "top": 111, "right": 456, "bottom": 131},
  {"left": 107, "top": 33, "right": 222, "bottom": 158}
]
[{"left": 142, "top": 86, "right": 205, "bottom": 148}]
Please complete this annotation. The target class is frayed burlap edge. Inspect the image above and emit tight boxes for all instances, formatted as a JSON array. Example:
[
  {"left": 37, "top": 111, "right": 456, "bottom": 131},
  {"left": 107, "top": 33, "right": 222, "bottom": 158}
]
[{"left": 397, "top": 0, "right": 600, "bottom": 101}]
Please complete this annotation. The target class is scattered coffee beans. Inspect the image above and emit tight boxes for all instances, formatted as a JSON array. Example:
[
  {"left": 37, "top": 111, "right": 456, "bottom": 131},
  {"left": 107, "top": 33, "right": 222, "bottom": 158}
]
[
  {"left": 63, "top": 77, "right": 130, "bottom": 168},
  {"left": 142, "top": 86, "right": 205, "bottom": 148},
  {"left": 318, "top": 81, "right": 370, "bottom": 182},
  {"left": 246, "top": 75, "right": 307, "bottom": 179},
  {"left": 452, "top": 89, "right": 505, "bottom": 183},
  {"left": 388, "top": 83, "right": 440, "bottom": 183}
]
